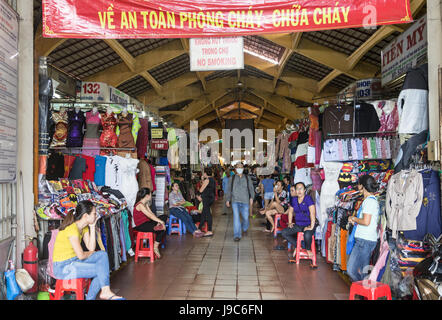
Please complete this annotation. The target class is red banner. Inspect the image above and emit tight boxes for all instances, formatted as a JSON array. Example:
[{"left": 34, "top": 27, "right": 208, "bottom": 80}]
[
  {"left": 42, "top": 0, "right": 413, "bottom": 39},
  {"left": 151, "top": 139, "right": 169, "bottom": 150}
]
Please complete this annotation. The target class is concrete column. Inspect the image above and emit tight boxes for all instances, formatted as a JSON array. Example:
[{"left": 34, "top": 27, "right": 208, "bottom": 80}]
[
  {"left": 16, "top": 1, "right": 35, "bottom": 264},
  {"left": 427, "top": 0, "right": 442, "bottom": 142}
]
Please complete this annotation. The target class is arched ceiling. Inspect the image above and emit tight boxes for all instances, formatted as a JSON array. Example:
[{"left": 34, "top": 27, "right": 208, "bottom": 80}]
[{"left": 34, "top": 0, "right": 426, "bottom": 132}]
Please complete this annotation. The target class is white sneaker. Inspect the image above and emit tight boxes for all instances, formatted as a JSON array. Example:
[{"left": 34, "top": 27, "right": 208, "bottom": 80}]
[{"left": 127, "top": 248, "right": 135, "bottom": 257}]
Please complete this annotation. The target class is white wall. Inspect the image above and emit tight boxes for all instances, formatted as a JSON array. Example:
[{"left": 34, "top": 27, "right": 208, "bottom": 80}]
[{"left": 15, "top": 0, "right": 35, "bottom": 265}]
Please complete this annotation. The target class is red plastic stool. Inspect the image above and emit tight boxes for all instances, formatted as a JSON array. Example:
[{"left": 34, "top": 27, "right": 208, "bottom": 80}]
[
  {"left": 196, "top": 221, "right": 208, "bottom": 233},
  {"left": 51, "top": 278, "right": 91, "bottom": 300},
  {"left": 349, "top": 280, "right": 392, "bottom": 300},
  {"left": 273, "top": 214, "right": 284, "bottom": 238},
  {"left": 295, "top": 232, "right": 317, "bottom": 267},
  {"left": 134, "top": 231, "right": 156, "bottom": 263}
]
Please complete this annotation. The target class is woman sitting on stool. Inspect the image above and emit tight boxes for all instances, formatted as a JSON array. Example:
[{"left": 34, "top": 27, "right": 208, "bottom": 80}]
[
  {"left": 282, "top": 183, "right": 317, "bottom": 260},
  {"left": 169, "top": 182, "right": 204, "bottom": 238},
  {"left": 133, "top": 188, "right": 168, "bottom": 259},
  {"left": 260, "top": 180, "right": 289, "bottom": 232},
  {"left": 52, "top": 200, "right": 125, "bottom": 300}
]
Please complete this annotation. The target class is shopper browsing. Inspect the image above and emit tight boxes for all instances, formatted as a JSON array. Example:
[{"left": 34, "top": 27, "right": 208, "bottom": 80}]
[
  {"left": 260, "top": 175, "right": 276, "bottom": 209},
  {"left": 52, "top": 201, "right": 125, "bottom": 300},
  {"left": 199, "top": 168, "right": 216, "bottom": 237},
  {"left": 169, "top": 183, "right": 204, "bottom": 238},
  {"left": 133, "top": 188, "right": 168, "bottom": 259},
  {"left": 282, "top": 183, "right": 317, "bottom": 260},
  {"left": 347, "top": 175, "right": 380, "bottom": 282},
  {"left": 225, "top": 162, "right": 255, "bottom": 241}
]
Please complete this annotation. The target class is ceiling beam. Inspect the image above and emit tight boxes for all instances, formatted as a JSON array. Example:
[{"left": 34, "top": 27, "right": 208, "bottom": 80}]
[
  {"left": 316, "top": 0, "right": 426, "bottom": 93},
  {"left": 139, "top": 70, "right": 163, "bottom": 95},
  {"left": 256, "top": 101, "right": 267, "bottom": 126},
  {"left": 261, "top": 34, "right": 378, "bottom": 80},
  {"left": 181, "top": 38, "right": 207, "bottom": 91},
  {"left": 85, "top": 40, "right": 185, "bottom": 87},
  {"left": 103, "top": 39, "right": 136, "bottom": 72},
  {"left": 272, "top": 48, "right": 293, "bottom": 91}
]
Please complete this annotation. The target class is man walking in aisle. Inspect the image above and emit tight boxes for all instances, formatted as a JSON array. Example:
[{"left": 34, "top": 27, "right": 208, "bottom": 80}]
[{"left": 226, "top": 162, "right": 255, "bottom": 242}]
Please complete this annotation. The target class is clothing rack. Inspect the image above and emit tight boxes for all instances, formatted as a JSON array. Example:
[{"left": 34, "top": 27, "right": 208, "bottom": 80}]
[
  {"left": 327, "top": 131, "right": 397, "bottom": 137},
  {"left": 49, "top": 146, "right": 137, "bottom": 157}
]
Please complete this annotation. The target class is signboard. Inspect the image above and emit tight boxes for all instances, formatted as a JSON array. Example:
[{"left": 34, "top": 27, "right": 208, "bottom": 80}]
[
  {"left": 381, "top": 15, "right": 427, "bottom": 86},
  {"left": 190, "top": 37, "right": 244, "bottom": 71},
  {"left": 151, "top": 139, "right": 169, "bottom": 150},
  {"left": 151, "top": 128, "right": 164, "bottom": 139},
  {"left": 42, "top": 0, "right": 413, "bottom": 39},
  {"left": 79, "top": 81, "right": 110, "bottom": 102},
  {"left": 49, "top": 66, "right": 78, "bottom": 97},
  {"left": 355, "top": 78, "right": 382, "bottom": 99},
  {"left": 0, "top": 0, "right": 18, "bottom": 182},
  {"left": 109, "top": 86, "right": 130, "bottom": 105}
]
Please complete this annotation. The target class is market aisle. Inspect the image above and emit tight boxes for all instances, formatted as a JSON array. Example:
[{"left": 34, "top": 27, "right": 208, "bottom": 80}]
[{"left": 110, "top": 200, "right": 350, "bottom": 300}]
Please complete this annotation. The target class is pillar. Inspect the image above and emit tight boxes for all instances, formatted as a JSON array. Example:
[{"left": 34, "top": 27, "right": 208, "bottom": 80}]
[
  {"left": 427, "top": 1, "right": 442, "bottom": 145},
  {"left": 16, "top": 1, "right": 35, "bottom": 264}
]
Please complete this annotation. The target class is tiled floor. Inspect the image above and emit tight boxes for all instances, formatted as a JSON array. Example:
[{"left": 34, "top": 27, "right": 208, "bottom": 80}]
[{"left": 111, "top": 200, "right": 350, "bottom": 300}]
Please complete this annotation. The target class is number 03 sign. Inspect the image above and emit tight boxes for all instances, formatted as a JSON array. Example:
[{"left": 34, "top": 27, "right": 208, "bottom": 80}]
[{"left": 78, "top": 81, "right": 110, "bottom": 102}]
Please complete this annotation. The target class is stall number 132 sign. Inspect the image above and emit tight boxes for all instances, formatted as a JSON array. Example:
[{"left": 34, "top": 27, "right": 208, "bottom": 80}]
[{"left": 79, "top": 82, "right": 109, "bottom": 102}]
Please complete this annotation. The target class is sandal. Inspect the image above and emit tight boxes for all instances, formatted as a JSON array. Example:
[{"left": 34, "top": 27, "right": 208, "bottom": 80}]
[
  {"left": 203, "top": 233, "right": 213, "bottom": 237},
  {"left": 107, "top": 295, "right": 126, "bottom": 300},
  {"left": 154, "top": 248, "right": 161, "bottom": 259}
]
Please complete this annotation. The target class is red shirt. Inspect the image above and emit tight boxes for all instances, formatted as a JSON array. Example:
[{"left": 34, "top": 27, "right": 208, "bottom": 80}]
[
  {"left": 81, "top": 155, "right": 96, "bottom": 181},
  {"left": 64, "top": 155, "right": 76, "bottom": 178},
  {"left": 133, "top": 202, "right": 150, "bottom": 227}
]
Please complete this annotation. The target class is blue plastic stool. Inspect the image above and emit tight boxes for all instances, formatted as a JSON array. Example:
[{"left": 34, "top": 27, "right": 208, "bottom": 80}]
[{"left": 168, "top": 214, "right": 186, "bottom": 235}]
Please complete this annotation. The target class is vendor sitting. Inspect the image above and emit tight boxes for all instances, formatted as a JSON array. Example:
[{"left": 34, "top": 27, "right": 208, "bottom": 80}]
[{"left": 52, "top": 200, "right": 125, "bottom": 300}]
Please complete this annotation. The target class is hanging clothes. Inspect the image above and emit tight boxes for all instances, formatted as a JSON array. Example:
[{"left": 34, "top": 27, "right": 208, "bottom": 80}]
[
  {"left": 137, "top": 159, "right": 153, "bottom": 190},
  {"left": 100, "top": 113, "right": 118, "bottom": 155},
  {"left": 83, "top": 110, "right": 101, "bottom": 157},
  {"left": 402, "top": 170, "right": 442, "bottom": 241},
  {"left": 136, "top": 118, "right": 149, "bottom": 159},
  {"left": 354, "top": 102, "right": 381, "bottom": 134},
  {"left": 66, "top": 110, "right": 85, "bottom": 148},
  {"left": 46, "top": 152, "right": 65, "bottom": 180},
  {"left": 397, "top": 64, "right": 428, "bottom": 135},
  {"left": 50, "top": 110, "right": 68, "bottom": 148},
  {"left": 118, "top": 157, "right": 139, "bottom": 213},
  {"left": 322, "top": 105, "right": 354, "bottom": 140},
  {"left": 94, "top": 155, "right": 107, "bottom": 186},
  {"left": 117, "top": 112, "right": 135, "bottom": 149},
  {"left": 386, "top": 170, "right": 423, "bottom": 239},
  {"left": 375, "top": 101, "right": 399, "bottom": 136}
]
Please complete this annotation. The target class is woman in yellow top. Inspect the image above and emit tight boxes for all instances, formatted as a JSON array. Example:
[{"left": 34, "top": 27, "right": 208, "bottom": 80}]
[{"left": 52, "top": 200, "right": 125, "bottom": 300}]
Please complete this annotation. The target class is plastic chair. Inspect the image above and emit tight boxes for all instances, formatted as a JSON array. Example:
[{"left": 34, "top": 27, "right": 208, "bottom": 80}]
[
  {"left": 349, "top": 280, "right": 392, "bottom": 300},
  {"left": 196, "top": 221, "right": 208, "bottom": 233},
  {"left": 273, "top": 214, "right": 284, "bottom": 238},
  {"left": 134, "top": 231, "right": 155, "bottom": 263},
  {"left": 295, "top": 232, "right": 317, "bottom": 267},
  {"left": 51, "top": 278, "right": 91, "bottom": 300},
  {"left": 168, "top": 213, "right": 186, "bottom": 235}
]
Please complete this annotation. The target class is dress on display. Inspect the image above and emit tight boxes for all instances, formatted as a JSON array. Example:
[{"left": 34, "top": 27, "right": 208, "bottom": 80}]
[
  {"left": 50, "top": 110, "right": 68, "bottom": 148},
  {"left": 118, "top": 157, "right": 140, "bottom": 214},
  {"left": 83, "top": 111, "right": 101, "bottom": 156},
  {"left": 117, "top": 113, "right": 135, "bottom": 149},
  {"left": 136, "top": 118, "right": 149, "bottom": 159},
  {"left": 66, "top": 110, "right": 85, "bottom": 148},
  {"left": 319, "top": 151, "right": 343, "bottom": 237},
  {"left": 100, "top": 113, "right": 118, "bottom": 155}
]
